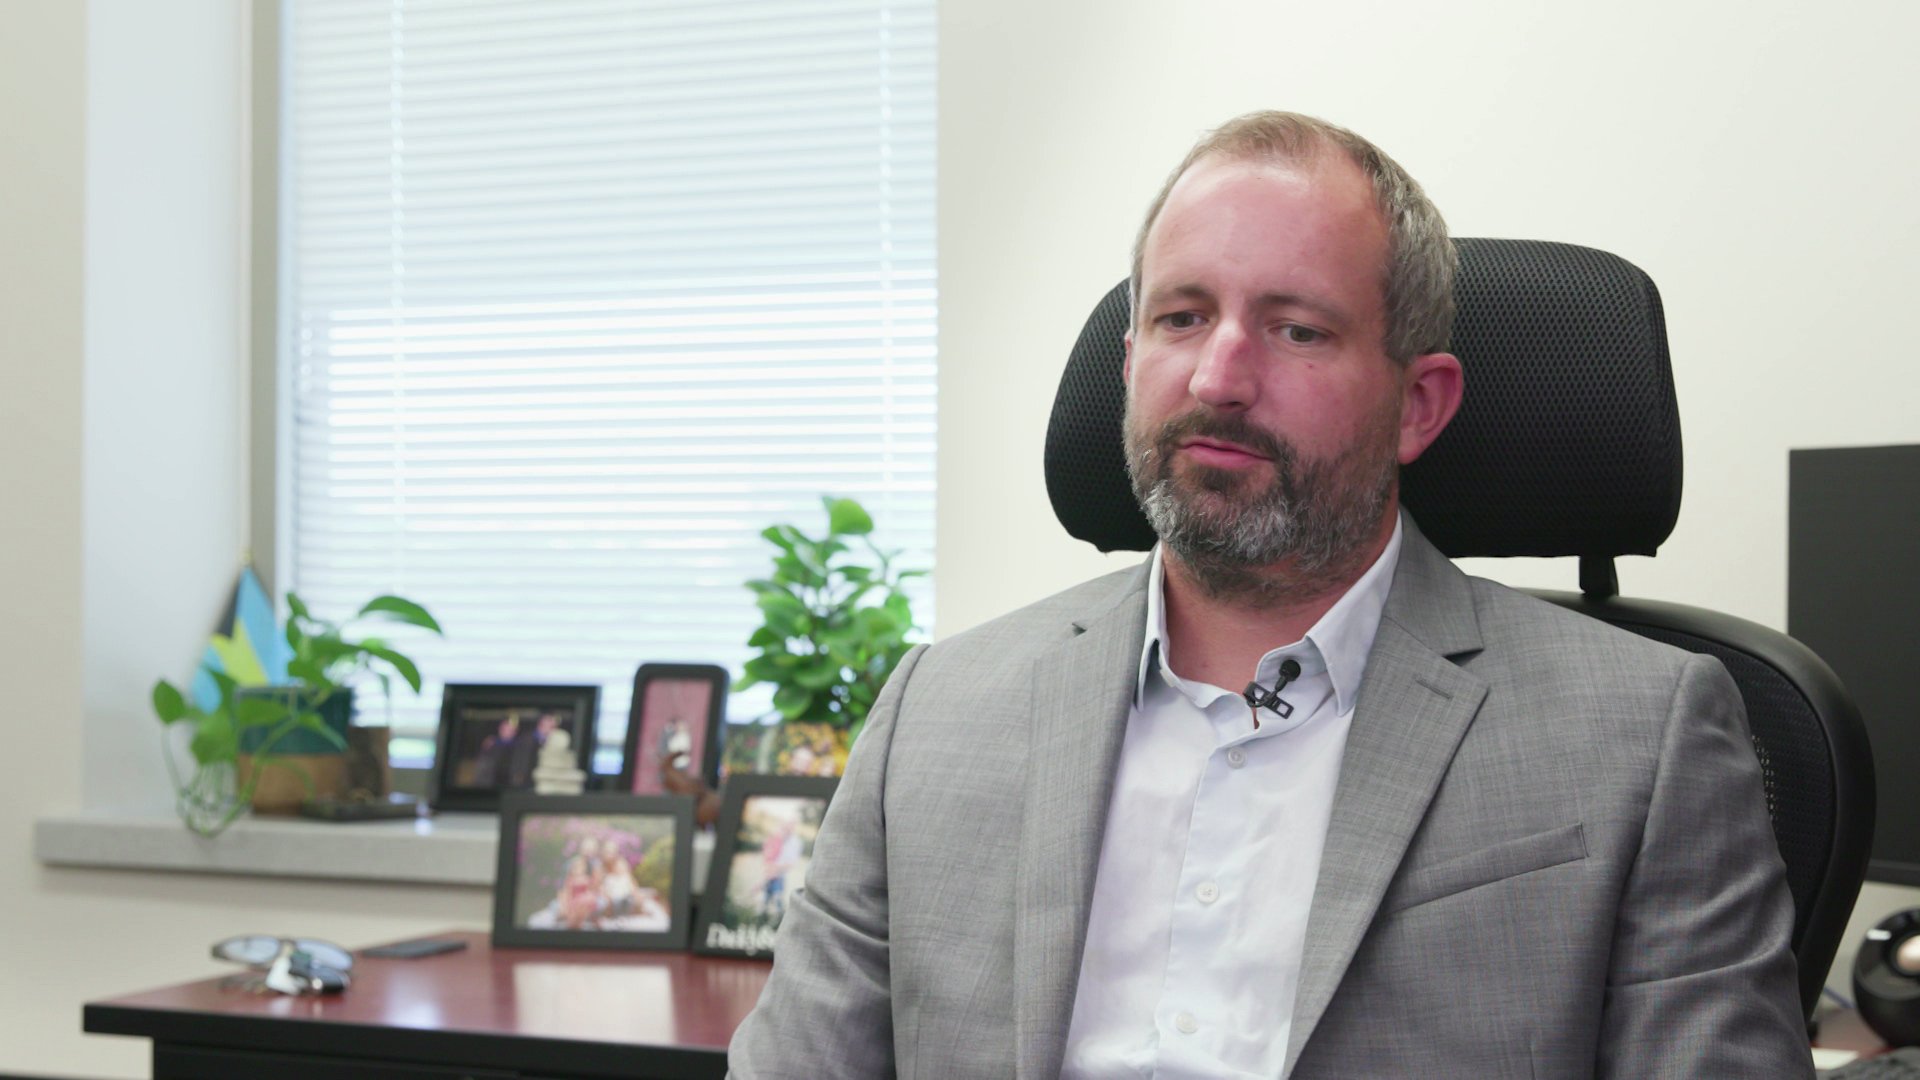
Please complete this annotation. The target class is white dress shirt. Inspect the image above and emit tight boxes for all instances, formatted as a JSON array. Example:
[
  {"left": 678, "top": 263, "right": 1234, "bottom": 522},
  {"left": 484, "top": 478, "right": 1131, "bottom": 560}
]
[{"left": 1059, "top": 516, "right": 1403, "bottom": 1079}]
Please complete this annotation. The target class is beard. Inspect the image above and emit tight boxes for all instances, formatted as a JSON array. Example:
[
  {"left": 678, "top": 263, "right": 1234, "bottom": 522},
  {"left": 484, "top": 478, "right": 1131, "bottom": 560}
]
[{"left": 1123, "top": 398, "right": 1401, "bottom": 607}]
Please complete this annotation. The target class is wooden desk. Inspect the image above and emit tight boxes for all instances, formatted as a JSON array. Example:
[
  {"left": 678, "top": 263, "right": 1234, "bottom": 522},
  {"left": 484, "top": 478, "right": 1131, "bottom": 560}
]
[
  {"left": 84, "top": 931, "right": 770, "bottom": 1080},
  {"left": 87, "top": 933, "right": 1892, "bottom": 1078}
]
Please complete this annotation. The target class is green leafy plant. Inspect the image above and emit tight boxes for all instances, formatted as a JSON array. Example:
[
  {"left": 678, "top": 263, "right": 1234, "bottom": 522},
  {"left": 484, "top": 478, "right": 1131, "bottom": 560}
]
[
  {"left": 736, "top": 497, "right": 922, "bottom": 742},
  {"left": 281, "top": 593, "right": 442, "bottom": 711},
  {"left": 151, "top": 593, "right": 442, "bottom": 837}
]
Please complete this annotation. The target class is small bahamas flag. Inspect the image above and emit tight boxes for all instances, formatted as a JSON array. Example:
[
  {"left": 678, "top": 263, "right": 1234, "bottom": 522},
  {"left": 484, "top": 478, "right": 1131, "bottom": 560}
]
[{"left": 189, "top": 566, "right": 295, "bottom": 710}]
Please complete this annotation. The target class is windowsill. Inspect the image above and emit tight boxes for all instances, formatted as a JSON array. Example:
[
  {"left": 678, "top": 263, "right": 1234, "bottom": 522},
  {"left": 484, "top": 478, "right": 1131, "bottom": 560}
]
[
  {"left": 34, "top": 807, "right": 715, "bottom": 889},
  {"left": 34, "top": 807, "right": 500, "bottom": 885}
]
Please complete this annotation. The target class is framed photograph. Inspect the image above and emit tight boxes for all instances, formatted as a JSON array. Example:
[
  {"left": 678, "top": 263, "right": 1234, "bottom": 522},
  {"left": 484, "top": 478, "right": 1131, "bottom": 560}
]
[
  {"left": 694, "top": 775, "right": 838, "bottom": 958},
  {"left": 619, "top": 664, "right": 727, "bottom": 795},
  {"left": 430, "top": 684, "right": 600, "bottom": 812},
  {"left": 493, "top": 792, "right": 693, "bottom": 950},
  {"left": 719, "top": 720, "right": 852, "bottom": 780}
]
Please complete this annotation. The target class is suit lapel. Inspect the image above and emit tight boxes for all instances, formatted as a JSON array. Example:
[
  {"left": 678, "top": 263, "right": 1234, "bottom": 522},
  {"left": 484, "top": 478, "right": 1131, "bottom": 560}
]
[
  {"left": 1014, "top": 563, "right": 1150, "bottom": 1080},
  {"left": 1284, "top": 520, "right": 1489, "bottom": 1078}
]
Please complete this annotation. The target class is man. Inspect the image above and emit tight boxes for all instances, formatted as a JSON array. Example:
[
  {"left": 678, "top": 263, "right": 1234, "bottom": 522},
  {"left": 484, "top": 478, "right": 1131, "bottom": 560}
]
[
  {"left": 469, "top": 712, "right": 520, "bottom": 788},
  {"left": 729, "top": 112, "right": 1810, "bottom": 1078}
]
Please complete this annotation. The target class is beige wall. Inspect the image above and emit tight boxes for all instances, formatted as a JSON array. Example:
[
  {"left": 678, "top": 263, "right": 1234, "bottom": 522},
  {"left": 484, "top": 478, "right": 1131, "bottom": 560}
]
[
  {"left": 934, "top": 0, "right": 1920, "bottom": 1015},
  {"left": 0, "top": 0, "right": 90, "bottom": 1062}
]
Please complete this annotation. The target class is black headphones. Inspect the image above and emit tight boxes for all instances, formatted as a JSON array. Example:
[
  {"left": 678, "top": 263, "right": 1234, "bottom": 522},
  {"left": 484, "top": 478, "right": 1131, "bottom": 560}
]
[{"left": 1856, "top": 908, "right": 1920, "bottom": 1046}]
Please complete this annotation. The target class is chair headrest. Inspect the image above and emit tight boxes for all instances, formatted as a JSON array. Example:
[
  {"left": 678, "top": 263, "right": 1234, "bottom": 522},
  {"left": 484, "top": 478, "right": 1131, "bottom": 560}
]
[{"left": 1043, "top": 238, "right": 1683, "bottom": 559}]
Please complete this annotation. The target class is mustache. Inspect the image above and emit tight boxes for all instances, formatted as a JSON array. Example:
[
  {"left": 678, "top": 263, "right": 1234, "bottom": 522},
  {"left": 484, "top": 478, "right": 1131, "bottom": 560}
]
[{"left": 1145, "top": 409, "right": 1292, "bottom": 469}]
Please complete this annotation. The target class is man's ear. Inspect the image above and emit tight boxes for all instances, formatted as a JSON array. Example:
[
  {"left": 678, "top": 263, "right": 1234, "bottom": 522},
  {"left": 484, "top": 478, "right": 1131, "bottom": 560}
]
[
  {"left": 1122, "top": 330, "right": 1134, "bottom": 384},
  {"left": 1397, "top": 351, "right": 1464, "bottom": 465}
]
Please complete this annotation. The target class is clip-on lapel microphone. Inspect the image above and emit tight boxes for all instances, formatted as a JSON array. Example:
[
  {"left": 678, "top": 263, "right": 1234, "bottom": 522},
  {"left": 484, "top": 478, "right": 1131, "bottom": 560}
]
[{"left": 1243, "top": 657, "right": 1304, "bottom": 719}]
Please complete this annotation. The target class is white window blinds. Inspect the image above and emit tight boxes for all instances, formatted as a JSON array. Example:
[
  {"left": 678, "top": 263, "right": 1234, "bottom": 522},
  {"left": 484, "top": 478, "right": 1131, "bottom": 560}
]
[{"left": 282, "top": 0, "right": 936, "bottom": 768}]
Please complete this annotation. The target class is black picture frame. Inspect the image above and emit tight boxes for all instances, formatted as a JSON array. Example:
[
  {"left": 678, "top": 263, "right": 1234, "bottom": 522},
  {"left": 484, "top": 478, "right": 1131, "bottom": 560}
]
[
  {"left": 693, "top": 775, "right": 838, "bottom": 958},
  {"left": 617, "top": 663, "right": 727, "bottom": 795},
  {"left": 492, "top": 791, "right": 694, "bottom": 951},
  {"left": 429, "top": 683, "right": 600, "bottom": 812}
]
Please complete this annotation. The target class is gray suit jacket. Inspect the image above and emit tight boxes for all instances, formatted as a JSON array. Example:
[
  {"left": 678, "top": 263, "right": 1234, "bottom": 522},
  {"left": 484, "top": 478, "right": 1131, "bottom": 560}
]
[{"left": 729, "top": 518, "right": 1812, "bottom": 1079}]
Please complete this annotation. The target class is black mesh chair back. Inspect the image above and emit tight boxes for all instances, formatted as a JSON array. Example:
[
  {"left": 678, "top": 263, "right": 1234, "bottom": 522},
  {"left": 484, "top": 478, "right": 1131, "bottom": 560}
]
[{"left": 1043, "top": 238, "right": 1874, "bottom": 1019}]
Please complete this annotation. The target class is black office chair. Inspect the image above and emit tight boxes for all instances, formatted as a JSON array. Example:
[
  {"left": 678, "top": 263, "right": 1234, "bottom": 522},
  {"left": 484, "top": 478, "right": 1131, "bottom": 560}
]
[{"left": 1043, "top": 238, "right": 1875, "bottom": 1022}]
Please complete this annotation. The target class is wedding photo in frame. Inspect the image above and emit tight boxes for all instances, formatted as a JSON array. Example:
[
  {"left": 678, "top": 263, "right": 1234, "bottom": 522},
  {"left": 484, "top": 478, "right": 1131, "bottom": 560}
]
[
  {"left": 618, "top": 663, "right": 727, "bottom": 795},
  {"left": 492, "top": 792, "right": 694, "bottom": 951},
  {"left": 429, "top": 684, "right": 600, "bottom": 812},
  {"left": 694, "top": 775, "right": 838, "bottom": 959}
]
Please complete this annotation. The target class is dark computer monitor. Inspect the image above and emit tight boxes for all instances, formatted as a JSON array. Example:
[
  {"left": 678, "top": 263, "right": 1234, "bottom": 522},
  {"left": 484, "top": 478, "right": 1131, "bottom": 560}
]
[{"left": 1789, "top": 444, "right": 1920, "bottom": 885}]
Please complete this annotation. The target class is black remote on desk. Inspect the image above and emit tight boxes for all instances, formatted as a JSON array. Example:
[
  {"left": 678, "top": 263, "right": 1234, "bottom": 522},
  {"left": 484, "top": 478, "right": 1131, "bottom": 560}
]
[{"left": 362, "top": 938, "right": 469, "bottom": 960}]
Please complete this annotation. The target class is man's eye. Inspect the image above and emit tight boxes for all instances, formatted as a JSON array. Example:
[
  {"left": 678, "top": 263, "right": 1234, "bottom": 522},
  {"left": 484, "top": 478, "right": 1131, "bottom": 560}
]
[
  {"left": 1163, "top": 312, "right": 1202, "bottom": 330},
  {"left": 1282, "top": 325, "right": 1323, "bottom": 344}
]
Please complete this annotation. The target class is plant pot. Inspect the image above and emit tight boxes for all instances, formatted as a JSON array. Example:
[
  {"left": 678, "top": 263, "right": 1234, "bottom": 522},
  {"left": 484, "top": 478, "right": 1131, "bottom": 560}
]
[
  {"left": 346, "top": 725, "right": 392, "bottom": 797},
  {"left": 238, "top": 752, "right": 351, "bottom": 814},
  {"left": 234, "top": 688, "right": 357, "bottom": 813},
  {"left": 237, "top": 687, "right": 354, "bottom": 754}
]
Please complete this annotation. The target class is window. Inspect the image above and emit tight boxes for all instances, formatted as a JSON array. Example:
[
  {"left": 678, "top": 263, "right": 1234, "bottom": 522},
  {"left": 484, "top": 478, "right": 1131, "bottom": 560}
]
[{"left": 280, "top": 0, "right": 935, "bottom": 767}]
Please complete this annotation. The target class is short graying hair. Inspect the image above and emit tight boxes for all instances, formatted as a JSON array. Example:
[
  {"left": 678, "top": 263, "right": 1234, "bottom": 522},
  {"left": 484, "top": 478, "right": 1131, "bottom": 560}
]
[{"left": 1129, "top": 111, "right": 1455, "bottom": 365}]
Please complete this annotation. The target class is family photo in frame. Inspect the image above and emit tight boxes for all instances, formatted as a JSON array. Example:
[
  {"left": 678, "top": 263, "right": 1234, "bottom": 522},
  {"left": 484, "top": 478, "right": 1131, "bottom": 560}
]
[
  {"left": 718, "top": 720, "right": 852, "bottom": 780},
  {"left": 429, "top": 684, "right": 600, "bottom": 812},
  {"left": 492, "top": 792, "right": 693, "bottom": 951},
  {"left": 694, "top": 775, "right": 838, "bottom": 959}
]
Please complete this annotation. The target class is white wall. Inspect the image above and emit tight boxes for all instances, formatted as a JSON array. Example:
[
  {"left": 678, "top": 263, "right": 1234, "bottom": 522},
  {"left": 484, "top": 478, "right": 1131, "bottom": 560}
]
[
  {"left": 934, "top": 0, "right": 1920, "bottom": 1006},
  {"left": 83, "top": 0, "right": 250, "bottom": 812},
  {"left": 0, "top": 5, "right": 489, "bottom": 1077},
  {"left": 936, "top": 0, "right": 1920, "bottom": 631}
]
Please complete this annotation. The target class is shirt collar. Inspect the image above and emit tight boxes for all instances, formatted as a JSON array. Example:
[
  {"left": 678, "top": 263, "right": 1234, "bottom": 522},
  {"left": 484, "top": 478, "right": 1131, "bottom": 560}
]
[{"left": 1136, "top": 511, "right": 1405, "bottom": 717}]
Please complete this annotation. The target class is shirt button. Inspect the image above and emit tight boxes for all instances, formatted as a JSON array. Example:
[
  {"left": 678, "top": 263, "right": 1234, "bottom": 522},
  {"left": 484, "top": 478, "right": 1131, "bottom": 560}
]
[
  {"left": 1226, "top": 747, "right": 1246, "bottom": 768},
  {"left": 1196, "top": 881, "right": 1219, "bottom": 904},
  {"left": 1175, "top": 1011, "right": 1198, "bottom": 1034}
]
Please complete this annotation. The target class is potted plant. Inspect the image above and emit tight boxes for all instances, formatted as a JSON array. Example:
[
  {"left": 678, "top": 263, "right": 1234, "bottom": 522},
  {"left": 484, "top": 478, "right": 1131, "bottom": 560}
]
[
  {"left": 152, "top": 593, "right": 442, "bottom": 837},
  {"left": 735, "top": 496, "right": 921, "bottom": 762},
  {"left": 668, "top": 498, "right": 920, "bottom": 824}
]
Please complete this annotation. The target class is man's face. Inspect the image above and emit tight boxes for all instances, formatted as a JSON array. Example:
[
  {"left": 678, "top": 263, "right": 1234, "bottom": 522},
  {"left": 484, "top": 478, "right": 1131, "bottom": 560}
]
[{"left": 1124, "top": 153, "right": 1409, "bottom": 591}]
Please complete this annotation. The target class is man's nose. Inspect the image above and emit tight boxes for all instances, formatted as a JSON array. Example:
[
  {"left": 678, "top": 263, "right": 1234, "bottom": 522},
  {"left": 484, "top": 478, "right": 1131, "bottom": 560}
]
[{"left": 1187, "top": 317, "right": 1260, "bottom": 410}]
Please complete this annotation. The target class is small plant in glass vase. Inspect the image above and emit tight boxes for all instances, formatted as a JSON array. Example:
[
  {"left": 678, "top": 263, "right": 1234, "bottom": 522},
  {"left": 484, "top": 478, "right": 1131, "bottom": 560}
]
[
  {"left": 665, "top": 497, "right": 921, "bottom": 824},
  {"left": 151, "top": 594, "right": 442, "bottom": 837}
]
